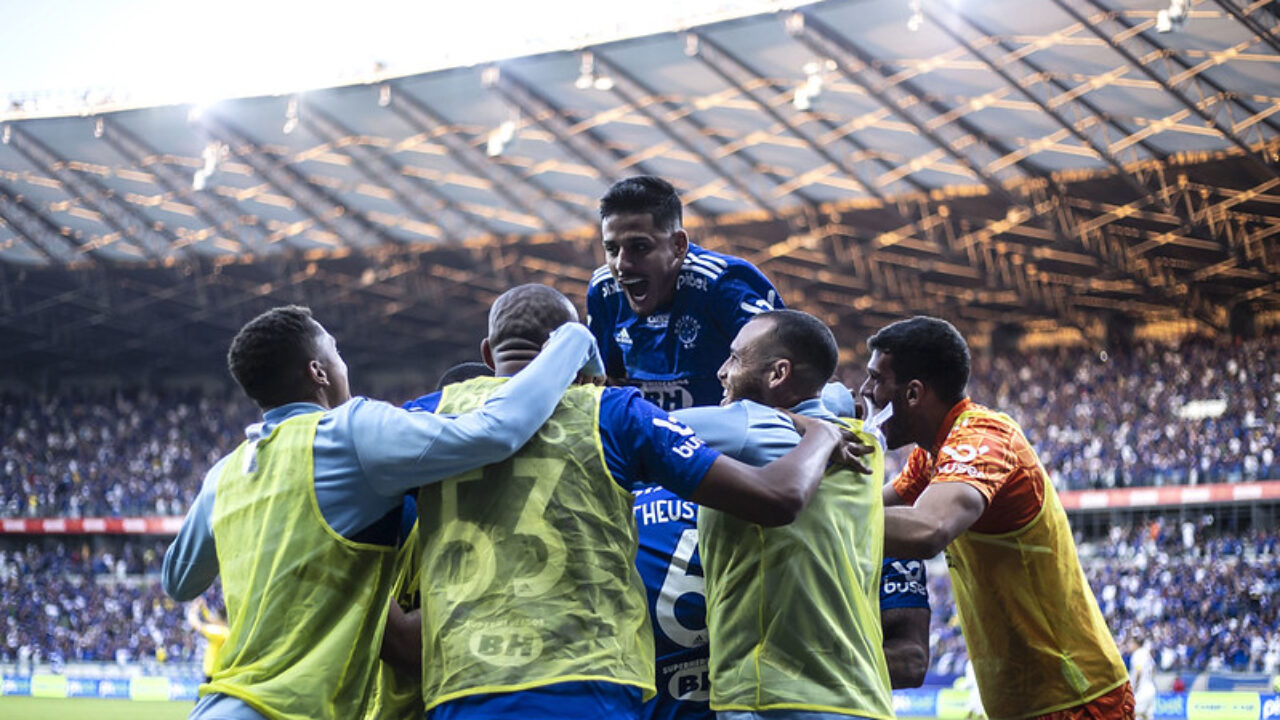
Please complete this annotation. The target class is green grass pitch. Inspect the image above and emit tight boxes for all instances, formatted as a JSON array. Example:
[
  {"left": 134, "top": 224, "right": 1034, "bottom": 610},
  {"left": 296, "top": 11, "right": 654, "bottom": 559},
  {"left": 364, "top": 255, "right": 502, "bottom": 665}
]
[{"left": 0, "top": 696, "right": 194, "bottom": 719}]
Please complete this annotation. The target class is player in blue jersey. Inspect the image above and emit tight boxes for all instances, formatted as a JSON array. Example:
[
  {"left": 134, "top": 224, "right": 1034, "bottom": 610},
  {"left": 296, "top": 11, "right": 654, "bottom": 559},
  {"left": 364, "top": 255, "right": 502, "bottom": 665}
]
[
  {"left": 587, "top": 176, "right": 782, "bottom": 411},
  {"left": 401, "top": 284, "right": 869, "bottom": 720}
]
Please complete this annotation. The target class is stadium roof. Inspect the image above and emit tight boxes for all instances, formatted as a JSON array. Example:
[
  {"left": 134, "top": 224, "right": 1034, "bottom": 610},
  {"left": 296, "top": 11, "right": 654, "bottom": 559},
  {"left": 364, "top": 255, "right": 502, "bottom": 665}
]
[{"left": 2, "top": 0, "right": 1278, "bottom": 379}]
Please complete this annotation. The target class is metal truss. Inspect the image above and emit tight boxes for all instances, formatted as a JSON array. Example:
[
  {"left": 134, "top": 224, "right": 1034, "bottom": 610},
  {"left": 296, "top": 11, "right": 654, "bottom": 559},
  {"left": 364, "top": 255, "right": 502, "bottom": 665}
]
[
  {"left": 197, "top": 111, "right": 389, "bottom": 251},
  {"left": 6, "top": 124, "right": 181, "bottom": 263},
  {"left": 296, "top": 100, "right": 485, "bottom": 242},
  {"left": 0, "top": 179, "right": 81, "bottom": 264},
  {"left": 383, "top": 82, "right": 587, "bottom": 236},
  {"left": 98, "top": 117, "right": 271, "bottom": 257}
]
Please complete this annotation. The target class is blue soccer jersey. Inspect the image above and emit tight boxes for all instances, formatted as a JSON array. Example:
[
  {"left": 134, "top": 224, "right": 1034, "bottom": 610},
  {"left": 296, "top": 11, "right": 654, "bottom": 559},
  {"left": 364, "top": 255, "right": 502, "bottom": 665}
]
[
  {"left": 587, "top": 243, "right": 783, "bottom": 410},
  {"left": 632, "top": 485, "right": 713, "bottom": 720},
  {"left": 880, "top": 557, "right": 929, "bottom": 611}
]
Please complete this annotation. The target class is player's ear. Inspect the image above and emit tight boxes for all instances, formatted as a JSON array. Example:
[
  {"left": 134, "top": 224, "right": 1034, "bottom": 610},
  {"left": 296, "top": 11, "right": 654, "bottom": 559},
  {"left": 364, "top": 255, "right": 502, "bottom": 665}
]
[
  {"left": 905, "top": 379, "right": 923, "bottom": 406},
  {"left": 671, "top": 228, "right": 689, "bottom": 259},
  {"left": 768, "top": 358, "right": 791, "bottom": 389},
  {"left": 308, "top": 359, "right": 329, "bottom": 387},
  {"left": 480, "top": 338, "right": 496, "bottom": 371}
]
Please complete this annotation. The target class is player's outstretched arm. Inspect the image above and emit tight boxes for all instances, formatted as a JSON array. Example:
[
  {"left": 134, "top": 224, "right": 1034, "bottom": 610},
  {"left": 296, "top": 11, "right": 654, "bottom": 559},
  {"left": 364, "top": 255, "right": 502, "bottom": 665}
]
[
  {"left": 689, "top": 414, "right": 863, "bottom": 527},
  {"left": 883, "top": 482, "right": 987, "bottom": 558},
  {"left": 162, "top": 462, "right": 223, "bottom": 601},
  {"left": 882, "top": 606, "right": 930, "bottom": 688},
  {"left": 359, "top": 323, "right": 605, "bottom": 494}
]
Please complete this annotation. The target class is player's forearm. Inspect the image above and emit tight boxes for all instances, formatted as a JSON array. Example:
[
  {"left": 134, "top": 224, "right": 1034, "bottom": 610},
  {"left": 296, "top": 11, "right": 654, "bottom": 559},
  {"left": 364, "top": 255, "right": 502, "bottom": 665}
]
[
  {"left": 463, "top": 322, "right": 601, "bottom": 455},
  {"left": 884, "top": 637, "right": 929, "bottom": 688},
  {"left": 883, "top": 506, "right": 951, "bottom": 558},
  {"left": 379, "top": 601, "right": 422, "bottom": 674},
  {"left": 753, "top": 427, "right": 838, "bottom": 521}
]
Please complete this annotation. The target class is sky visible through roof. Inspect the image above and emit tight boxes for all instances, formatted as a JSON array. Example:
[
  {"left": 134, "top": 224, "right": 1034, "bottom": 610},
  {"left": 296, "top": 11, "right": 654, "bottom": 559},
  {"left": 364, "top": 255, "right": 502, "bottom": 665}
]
[{"left": 1, "top": 0, "right": 813, "bottom": 115}]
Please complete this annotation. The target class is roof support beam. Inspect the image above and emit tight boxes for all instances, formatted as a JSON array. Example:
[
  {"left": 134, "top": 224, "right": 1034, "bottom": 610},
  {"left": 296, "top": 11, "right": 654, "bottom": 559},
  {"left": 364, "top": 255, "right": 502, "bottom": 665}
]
[
  {"left": 1053, "top": 0, "right": 1280, "bottom": 177},
  {"left": 789, "top": 11, "right": 1040, "bottom": 200},
  {"left": 384, "top": 82, "right": 588, "bottom": 235},
  {"left": 1208, "top": 0, "right": 1280, "bottom": 68},
  {"left": 7, "top": 124, "right": 180, "bottom": 263},
  {"left": 198, "top": 111, "right": 388, "bottom": 251},
  {"left": 591, "top": 50, "right": 793, "bottom": 214},
  {"left": 684, "top": 31, "right": 880, "bottom": 201},
  {"left": 0, "top": 180, "right": 81, "bottom": 265},
  {"left": 297, "top": 102, "right": 482, "bottom": 242},
  {"left": 924, "top": 7, "right": 1165, "bottom": 208},
  {"left": 98, "top": 118, "right": 271, "bottom": 256}
]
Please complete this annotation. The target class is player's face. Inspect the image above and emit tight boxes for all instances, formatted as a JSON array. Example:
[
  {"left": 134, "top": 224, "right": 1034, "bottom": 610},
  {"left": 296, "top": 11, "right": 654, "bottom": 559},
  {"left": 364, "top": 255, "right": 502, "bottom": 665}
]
[
  {"left": 601, "top": 212, "right": 687, "bottom": 317},
  {"left": 717, "top": 318, "right": 773, "bottom": 406},
  {"left": 860, "top": 350, "right": 909, "bottom": 449},
  {"left": 312, "top": 323, "right": 351, "bottom": 407}
]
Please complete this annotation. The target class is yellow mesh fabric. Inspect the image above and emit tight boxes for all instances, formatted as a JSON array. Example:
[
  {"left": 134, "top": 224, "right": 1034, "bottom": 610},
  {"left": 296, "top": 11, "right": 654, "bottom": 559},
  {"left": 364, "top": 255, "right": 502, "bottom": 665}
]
[
  {"left": 699, "top": 418, "right": 893, "bottom": 718},
  {"left": 945, "top": 410, "right": 1128, "bottom": 720},
  {"left": 364, "top": 521, "right": 425, "bottom": 720},
  {"left": 420, "top": 377, "right": 654, "bottom": 710},
  {"left": 207, "top": 412, "right": 397, "bottom": 720}
]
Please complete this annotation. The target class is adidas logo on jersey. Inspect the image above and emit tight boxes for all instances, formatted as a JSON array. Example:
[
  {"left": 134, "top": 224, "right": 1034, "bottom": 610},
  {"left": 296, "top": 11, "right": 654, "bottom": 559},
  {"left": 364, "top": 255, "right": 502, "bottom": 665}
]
[{"left": 615, "top": 328, "right": 632, "bottom": 346}]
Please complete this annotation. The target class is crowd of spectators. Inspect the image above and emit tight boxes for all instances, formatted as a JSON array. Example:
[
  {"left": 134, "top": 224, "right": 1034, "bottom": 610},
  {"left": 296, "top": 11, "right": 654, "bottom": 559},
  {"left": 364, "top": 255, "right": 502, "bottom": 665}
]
[
  {"left": 927, "top": 520, "right": 1280, "bottom": 677},
  {"left": 1, "top": 389, "right": 254, "bottom": 518},
  {"left": 841, "top": 330, "right": 1280, "bottom": 489},
  {"left": 2, "top": 331, "right": 1277, "bottom": 520},
  {"left": 0, "top": 539, "right": 220, "bottom": 669}
]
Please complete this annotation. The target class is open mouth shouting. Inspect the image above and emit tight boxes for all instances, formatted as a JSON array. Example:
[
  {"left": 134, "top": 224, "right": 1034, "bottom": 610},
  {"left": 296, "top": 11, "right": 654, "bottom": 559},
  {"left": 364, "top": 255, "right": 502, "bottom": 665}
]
[{"left": 620, "top": 276, "right": 651, "bottom": 310}]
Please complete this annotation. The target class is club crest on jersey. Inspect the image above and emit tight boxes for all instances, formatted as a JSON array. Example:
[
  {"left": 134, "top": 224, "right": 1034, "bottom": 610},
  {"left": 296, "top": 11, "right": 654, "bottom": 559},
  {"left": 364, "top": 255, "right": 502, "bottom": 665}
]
[{"left": 674, "top": 316, "right": 700, "bottom": 349}]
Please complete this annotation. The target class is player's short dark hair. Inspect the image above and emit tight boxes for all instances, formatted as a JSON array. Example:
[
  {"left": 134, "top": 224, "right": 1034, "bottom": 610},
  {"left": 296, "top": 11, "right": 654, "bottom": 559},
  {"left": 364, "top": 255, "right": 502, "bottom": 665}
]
[
  {"left": 867, "top": 316, "right": 970, "bottom": 404},
  {"left": 599, "top": 176, "right": 683, "bottom": 233},
  {"left": 754, "top": 310, "right": 839, "bottom": 397},
  {"left": 436, "top": 361, "right": 494, "bottom": 390},
  {"left": 227, "top": 305, "right": 321, "bottom": 409},
  {"left": 488, "top": 284, "right": 578, "bottom": 350}
]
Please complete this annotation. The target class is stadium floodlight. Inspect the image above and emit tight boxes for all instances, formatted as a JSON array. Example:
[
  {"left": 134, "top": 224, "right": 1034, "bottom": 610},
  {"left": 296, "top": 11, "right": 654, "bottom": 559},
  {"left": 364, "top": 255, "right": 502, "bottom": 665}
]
[
  {"left": 576, "top": 52, "right": 595, "bottom": 90},
  {"left": 486, "top": 119, "right": 516, "bottom": 157},
  {"left": 93, "top": 118, "right": 104, "bottom": 139},
  {"left": 282, "top": 98, "right": 299, "bottom": 135},
  {"left": 907, "top": 0, "right": 924, "bottom": 31},
  {"left": 1, "top": 124, "right": 8, "bottom": 145},
  {"left": 1156, "top": 0, "right": 1188, "bottom": 33},
  {"left": 378, "top": 84, "right": 391, "bottom": 107},
  {"left": 793, "top": 60, "right": 828, "bottom": 111}
]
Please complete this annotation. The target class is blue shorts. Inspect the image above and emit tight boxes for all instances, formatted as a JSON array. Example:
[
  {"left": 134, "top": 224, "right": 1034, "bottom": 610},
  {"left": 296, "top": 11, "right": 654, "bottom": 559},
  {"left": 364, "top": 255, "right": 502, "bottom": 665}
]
[{"left": 429, "top": 680, "right": 643, "bottom": 720}]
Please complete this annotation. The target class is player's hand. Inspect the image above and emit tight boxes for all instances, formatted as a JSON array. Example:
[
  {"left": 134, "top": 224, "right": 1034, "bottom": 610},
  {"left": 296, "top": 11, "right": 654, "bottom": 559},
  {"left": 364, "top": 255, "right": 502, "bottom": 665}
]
[
  {"left": 785, "top": 411, "right": 873, "bottom": 474},
  {"left": 547, "top": 323, "right": 606, "bottom": 384}
]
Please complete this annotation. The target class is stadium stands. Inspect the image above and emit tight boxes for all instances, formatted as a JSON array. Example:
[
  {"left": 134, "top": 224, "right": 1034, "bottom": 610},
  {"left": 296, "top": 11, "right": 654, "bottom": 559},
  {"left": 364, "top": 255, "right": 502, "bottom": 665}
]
[
  {"left": 0, "top": 390, "right": 254, "bottom": 518},
  {"left": 927, "top": 522, "right": 1280, "bottom": 677},
  {"left": 0, "top": 539, "right": 220, "bottom": 668}
]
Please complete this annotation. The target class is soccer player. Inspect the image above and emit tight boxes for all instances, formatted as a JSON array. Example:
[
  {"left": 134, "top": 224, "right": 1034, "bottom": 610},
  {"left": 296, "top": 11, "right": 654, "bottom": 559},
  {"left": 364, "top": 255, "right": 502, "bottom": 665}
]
[
  {"left": 863, "top": 316, "right": 1132, "bottom": 720},
  {"left": 161, "top": 304, "right": 605, "bottom": 720},
  {"left": 671, "top": 309, "right": 893, "bottom": 720},
  {"left": 407, "top": 284, "right": 866, "bottom": 720},
  {"left": 366, "top": 362, "right": 497, "bottom": 720},
  {"left": 1129, "top": 639, "right": 1157, "bottom": 720},
  {"left": 185, "top": 596, "right": 228, "bottom": 685},
  {"left": 587, "top": 175, "right": 782, "bottom": 411}
]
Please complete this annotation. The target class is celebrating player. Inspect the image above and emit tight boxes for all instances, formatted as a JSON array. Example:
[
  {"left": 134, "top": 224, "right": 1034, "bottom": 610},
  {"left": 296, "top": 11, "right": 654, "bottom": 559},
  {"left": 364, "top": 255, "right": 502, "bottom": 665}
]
[
  {"left": 587, "top": 175, "right": 782, "bottom": 411},
  {"left": 405, "top": 284, "right": 867, "bottom": 720},
  {"left": 666, "top": 310, "right": 893, "bottom": 719},
  {"left": 161, "top": 304, "right": 605, "bottom": 720},
  {"left": 865, "top": 316, "right": 1132, "bottom": 720}
]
